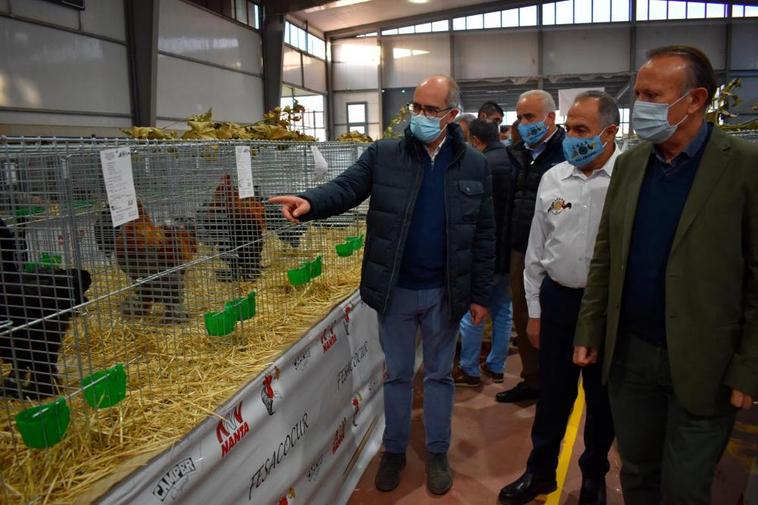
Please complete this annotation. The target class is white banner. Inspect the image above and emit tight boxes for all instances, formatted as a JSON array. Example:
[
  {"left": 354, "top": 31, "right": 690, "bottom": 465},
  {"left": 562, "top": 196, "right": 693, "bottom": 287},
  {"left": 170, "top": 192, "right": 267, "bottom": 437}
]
[
  {"left": 558, "top": 87, "right": 605, "bottom": 116},
  {"left": 96, "top": 291, "right": 385, "bottom": 505}
]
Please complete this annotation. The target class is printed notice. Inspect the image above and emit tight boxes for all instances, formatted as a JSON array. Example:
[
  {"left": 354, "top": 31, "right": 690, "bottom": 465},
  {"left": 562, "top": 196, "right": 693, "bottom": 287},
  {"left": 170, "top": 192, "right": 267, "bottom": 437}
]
[
  {"left": 235, "top": 146, "right": 255, "bottom": 199},
  {"left": 99, "top": 147, "right": 139, "bottom": 227}
]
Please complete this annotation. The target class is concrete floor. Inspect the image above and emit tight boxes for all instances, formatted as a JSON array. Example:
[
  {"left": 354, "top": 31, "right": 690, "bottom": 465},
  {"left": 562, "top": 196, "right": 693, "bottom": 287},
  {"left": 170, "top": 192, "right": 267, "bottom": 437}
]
[{"left": 347, "top": 349, "right": 756, "bottom": 505}]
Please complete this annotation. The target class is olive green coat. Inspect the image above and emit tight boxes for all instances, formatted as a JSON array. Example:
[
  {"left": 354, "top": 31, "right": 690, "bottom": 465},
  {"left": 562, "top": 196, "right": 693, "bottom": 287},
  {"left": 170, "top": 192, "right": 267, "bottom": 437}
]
[{"left": 575, "top": 126, "right": 758, "bottom": 416}]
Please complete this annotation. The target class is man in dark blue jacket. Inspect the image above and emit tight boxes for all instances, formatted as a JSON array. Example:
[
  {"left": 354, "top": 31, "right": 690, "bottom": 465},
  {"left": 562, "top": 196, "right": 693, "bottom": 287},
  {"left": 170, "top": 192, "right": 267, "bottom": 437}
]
[
  {"left": 454, "top": 119, "right": 514, "bottom": 388},
  {"left": 271, "top": 75, "right": 495, "bottom": 496}
]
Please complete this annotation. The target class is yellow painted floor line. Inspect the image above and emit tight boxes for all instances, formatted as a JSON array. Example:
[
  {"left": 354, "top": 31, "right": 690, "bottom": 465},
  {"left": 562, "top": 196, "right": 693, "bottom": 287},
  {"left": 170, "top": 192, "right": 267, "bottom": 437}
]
[{"left": 542, "top": 378, "right": 586, "bottom": 505}]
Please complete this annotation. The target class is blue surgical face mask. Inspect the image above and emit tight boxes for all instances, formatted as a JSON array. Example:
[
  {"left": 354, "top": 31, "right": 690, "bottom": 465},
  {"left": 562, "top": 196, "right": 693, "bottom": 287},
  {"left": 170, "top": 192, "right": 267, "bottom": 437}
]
[
  {"left": 517, "top": 116, "right": 549, "bottom": 146},
  {"left": 562, "top": 127, "right": 610, "bottom": 167},
  {"left": 631, "top": 92, "right": 690, "bottom": 143},
  {"left": 410, "top": 113, "right": 443, "bottom": 143}
]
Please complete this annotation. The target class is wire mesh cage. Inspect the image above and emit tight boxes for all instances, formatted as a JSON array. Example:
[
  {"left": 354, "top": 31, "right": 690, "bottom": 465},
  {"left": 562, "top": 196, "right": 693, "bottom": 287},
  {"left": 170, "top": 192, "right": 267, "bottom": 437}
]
[{"left": 0, "top": 137, "right": 369, "bottom": 503}]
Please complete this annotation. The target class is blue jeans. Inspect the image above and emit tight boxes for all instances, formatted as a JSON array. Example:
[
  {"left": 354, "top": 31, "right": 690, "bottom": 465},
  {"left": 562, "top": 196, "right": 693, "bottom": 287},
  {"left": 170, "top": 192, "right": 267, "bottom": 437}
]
[
  {"left": 458, "top": 274, "right": 513, "bottom": 376},
  {"left": 377, "top": 286, "right": 459, "bottom": 454}
]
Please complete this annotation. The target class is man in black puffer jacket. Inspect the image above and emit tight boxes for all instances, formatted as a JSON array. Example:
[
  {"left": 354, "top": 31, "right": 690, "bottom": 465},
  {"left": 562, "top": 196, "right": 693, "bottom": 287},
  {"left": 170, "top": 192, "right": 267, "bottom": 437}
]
[
  {"left": 271, "top": 75, "right": 495, "bottom": 496},
  {"left": 497, "top": 90, "right": 566, "bottom": 404}
]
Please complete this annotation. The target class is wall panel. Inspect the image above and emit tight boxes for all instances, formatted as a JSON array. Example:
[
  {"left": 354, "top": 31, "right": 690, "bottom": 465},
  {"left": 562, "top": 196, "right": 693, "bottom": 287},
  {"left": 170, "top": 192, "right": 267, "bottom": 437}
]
[
  {"left": 303, "top": 54, "right": 327, "bottom": 92},
  {"left": 636, "top": 23, "right": 726, "bottom": 69},
  {"left": 80, "top": 0, "right": 126, "bottom": 41},
  {"left": 0, "top": 17, "right": 131, "bottom": 114},
  {"left": 543, "top": 26, "right": 630, "bottom": 75},
  {"left": 156, "top": 54, "right": 263, "bottom": 123},
  {"left": 382, "top": 34, "right": 450, "bottom": 88},
  {"left": 159, "top": 0, "right": 261, "bottom": 74},
  {"left": 731, "top": 22, "right": 758, "bottom": 70},
  {"left": 454, "top": 30, "right": 539, "bottom": 79},
  {"left": 332, "top": 38, "right": 380, "bottom": 91}
]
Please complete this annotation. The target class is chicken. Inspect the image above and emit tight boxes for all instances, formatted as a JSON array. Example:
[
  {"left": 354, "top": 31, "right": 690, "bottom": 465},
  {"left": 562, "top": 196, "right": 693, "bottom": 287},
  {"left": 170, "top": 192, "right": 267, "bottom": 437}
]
[
  {"left": 196, "top": 174, "right": 267, "bottom": 281},
  {"left": 0, "top": 218, "right": 92, "bottom": 399},
  {"left": 111, "top": 203, "right": 198, "bottom": 323}
]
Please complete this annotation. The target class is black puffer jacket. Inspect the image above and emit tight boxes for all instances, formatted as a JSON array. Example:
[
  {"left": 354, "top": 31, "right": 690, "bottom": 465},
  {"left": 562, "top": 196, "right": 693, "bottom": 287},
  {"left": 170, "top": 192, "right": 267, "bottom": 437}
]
[
  {"left": 482, "top": 142, "right": 514, "bottom": 275},
  {"left": 509, "top": 127, "right": 566, "bottom": 253},
  {"left": 300, "top": 124, "right": 495, "bottom": 321}
]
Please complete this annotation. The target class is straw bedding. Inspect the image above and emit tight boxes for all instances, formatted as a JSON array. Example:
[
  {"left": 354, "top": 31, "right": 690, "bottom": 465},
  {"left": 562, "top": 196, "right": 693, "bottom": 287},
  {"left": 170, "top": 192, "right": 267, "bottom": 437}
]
[{"left": 0, "top": 224, "right": 365, "bottom": 504}]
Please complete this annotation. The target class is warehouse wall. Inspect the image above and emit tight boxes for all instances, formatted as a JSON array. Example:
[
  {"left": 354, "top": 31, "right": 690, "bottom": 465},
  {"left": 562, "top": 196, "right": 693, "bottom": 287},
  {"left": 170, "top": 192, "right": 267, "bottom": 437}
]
[
  {"left": 331, "top": 37, "right": 382, "bottom": 139},
  {"left": 156, "top": 0, "right": 264, "bottom": 127},
  {"left": 0, "top": 0, "right": 131, "bottom": 136},
  {"left": 336, "top": 16, "right": 757, "bottom": 131}
]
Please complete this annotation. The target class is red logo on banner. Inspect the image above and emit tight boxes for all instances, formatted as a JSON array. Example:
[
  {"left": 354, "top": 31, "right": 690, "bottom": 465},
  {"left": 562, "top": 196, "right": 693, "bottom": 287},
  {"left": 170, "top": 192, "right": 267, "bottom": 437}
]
[
  {"left": 278, "top": 487, "right": 296, "bottom": 505},
  {"left": 332, "top": 417, "right": 347, "bottom": 454},
  {"left": 321, "top": 326, "right": 337, "bottom": 353},
  {"left": 261, "top": 367, "right": 281, "bottom": 416},
  {"left": 216, "top": 401, "right": 250, "bottom": 458},
  {"left": 351, "top": 393, "right": 363, "bottom": 427}
]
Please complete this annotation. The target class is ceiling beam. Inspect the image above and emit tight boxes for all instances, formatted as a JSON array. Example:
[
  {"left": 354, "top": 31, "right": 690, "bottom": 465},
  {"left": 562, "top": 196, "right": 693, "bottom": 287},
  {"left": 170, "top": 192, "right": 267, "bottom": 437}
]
[{"left": 324, "top": 0, "right": 533, "bottom": 39}]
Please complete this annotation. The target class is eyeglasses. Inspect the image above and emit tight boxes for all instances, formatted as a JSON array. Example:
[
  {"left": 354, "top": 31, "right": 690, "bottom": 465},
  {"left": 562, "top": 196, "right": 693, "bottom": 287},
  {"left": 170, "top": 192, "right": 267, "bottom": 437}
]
[{"left": 408, "top": 102, "right": 454, "bottom": 117}]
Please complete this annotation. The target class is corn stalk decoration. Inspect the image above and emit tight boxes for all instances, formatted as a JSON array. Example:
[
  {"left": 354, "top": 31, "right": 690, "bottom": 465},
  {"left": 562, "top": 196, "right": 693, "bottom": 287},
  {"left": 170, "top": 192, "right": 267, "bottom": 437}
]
[
  {"left": 707, "top": 78, "right": 758, "bottom": 130},
  {"left": 123, "top": 101, "right": 316, "bottom": 141},
  {"left": 382, "top": 104, "right": 411, "bottom": 139}
]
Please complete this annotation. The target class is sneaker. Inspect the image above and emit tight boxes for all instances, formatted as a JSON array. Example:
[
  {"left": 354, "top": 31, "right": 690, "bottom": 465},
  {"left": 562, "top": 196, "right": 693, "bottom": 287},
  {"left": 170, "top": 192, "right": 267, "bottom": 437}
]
[
  {"left": 453, "top": 367, "right": 481, "bottom": 388},
  {"left": 495, "top": 381, "right": 539, "bottom": 403},
  {"left": 481, "top": 363, "right": 505, "bottom": 383},
  {"left": 427, "top": 452, "right": 452, "bottom": 495},
  {"left": 375, "top": 452, "right": 406, "bottom": 491}
]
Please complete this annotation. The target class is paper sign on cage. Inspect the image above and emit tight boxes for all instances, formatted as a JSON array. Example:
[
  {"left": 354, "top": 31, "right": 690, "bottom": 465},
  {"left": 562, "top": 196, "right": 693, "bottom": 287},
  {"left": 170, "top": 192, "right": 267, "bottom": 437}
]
[{"left": 100, "top": 147, "right": 139, "bottom": 227}]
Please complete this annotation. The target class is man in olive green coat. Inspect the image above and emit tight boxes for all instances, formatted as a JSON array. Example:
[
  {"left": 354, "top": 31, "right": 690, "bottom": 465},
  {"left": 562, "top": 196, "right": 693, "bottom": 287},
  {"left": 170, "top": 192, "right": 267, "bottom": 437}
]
[{"left": 573, "top": 45, "right": 758, "bottom": 505}]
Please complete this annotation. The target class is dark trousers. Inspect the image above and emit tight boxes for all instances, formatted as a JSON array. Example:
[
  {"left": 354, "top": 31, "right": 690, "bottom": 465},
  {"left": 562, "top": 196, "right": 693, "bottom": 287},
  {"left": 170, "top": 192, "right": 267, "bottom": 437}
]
[
  {"left": 526, "top": 277, "right": 615, "bottom": 479},
  {"left": 510, "top": 251, "right": 540, "bottom": 388},
  {"left": 609, "top": 333, "right": 737, "bottom": 505}
]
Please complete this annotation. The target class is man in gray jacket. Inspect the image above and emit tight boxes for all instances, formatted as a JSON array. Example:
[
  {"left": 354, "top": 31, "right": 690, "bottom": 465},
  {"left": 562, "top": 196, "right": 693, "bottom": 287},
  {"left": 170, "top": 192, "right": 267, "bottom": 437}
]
[{"left": 271, "top": 75, "right": 495, "bottom": 495}]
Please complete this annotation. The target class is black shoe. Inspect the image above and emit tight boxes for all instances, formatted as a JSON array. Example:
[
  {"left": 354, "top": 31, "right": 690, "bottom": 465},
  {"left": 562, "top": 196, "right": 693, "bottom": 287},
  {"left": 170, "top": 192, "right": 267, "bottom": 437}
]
[
  {"left": 453, "top": 367, "right": 481, "bottom": 388},
  {"left": 427, "top": 452, "right": 452, "bottom": 495},
  {"left": 495, "top": 381, "right": 539, "bottom": 403},
  {"left": 578, "top": 477, "right": 606, "bottom": 505},
  {"left": 498, "top": 472, "right": 557, "bottom": 505},
  {"left": 375, "top": 452, "right": 406, "bottom": 492},
  {"left": 481, "top": 363, "right": 505, "bottom": 383}
]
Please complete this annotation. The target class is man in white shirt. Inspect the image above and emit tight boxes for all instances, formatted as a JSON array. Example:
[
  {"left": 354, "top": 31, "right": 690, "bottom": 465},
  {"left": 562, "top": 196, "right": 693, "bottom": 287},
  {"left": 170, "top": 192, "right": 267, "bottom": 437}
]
[{"left": 499, "top": 90, "right": 619, "bottom": 505}]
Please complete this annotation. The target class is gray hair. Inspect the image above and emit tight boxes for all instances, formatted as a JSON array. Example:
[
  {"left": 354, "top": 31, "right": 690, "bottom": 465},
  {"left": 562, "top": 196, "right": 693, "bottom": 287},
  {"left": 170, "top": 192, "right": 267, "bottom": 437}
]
[
  {"left": 574, "top": 90, "right": 620, "bottom": 128},
  {"left": 454, "top": 113, "right": 476, "bottom": 126},
  {"left": 518, "top": 89, "right": 557, "bottom": 114},
  {"left": 445, "top": 76, "right": 461, "bottom": 109}
]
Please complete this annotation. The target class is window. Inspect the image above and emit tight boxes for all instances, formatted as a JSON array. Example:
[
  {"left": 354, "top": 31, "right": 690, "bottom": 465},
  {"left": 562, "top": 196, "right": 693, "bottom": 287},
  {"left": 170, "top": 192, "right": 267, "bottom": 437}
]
[
  {"left": 347, "top": 102, "right": 368, "bottom": 134},
  {"left": 542, "top": 0, "right": 630, "bottom": 24},
  {"left": 285, "top": 22, "right": 327, "bottom": 60},
  {"left": 185, "top": 0, "right": 260, "bottom": 29},
  {"left": 281, "top": 89, "right": 326, "bottom": 141},
  {"left": 635, "top": 0, "right": 732, "bottom": 20}
]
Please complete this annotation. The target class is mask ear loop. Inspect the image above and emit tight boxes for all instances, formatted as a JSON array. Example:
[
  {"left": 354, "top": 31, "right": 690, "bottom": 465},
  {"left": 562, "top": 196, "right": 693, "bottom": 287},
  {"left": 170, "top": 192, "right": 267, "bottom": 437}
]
[{"left": 667, "top": 91, "right": 692, "bottom": 128}]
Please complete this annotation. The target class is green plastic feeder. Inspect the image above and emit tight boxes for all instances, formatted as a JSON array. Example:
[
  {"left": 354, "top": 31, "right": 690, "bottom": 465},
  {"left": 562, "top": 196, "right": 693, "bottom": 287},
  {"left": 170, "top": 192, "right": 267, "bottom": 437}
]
[
  {"left": 40, "top": 253, "right": 62, "bottom": 267},
  {"left": 23, "top": 262, "right": 42, "bottom": 273},
  {"left": 287, "top": 266, "right": 310, "bottom": 286},
  {"left": 73, "top": 200, "right": 94, "bottom": 209},
  {"left": 308, "top": 256, "right": 323, "bottom": 278},
  {"left": 347, "top": 236, "right": 364, "bottom": 250},
  {"left": 81, "top": 363, "right": 127, "bottom": 409},
  {"left": 335, "top": 242, "right": 353, "bottom": 257},
  {"left": 15, "top": 397, "right": 70, "bottom": 449},
  {"left": 15, "top": 206, "right": 44, "bottom": 217},
  {"left": 204, "top": 309, "right": 236, "bottom": 336},
  {"left": 226, "top": 293, "right": 256, "bottom": 321}
]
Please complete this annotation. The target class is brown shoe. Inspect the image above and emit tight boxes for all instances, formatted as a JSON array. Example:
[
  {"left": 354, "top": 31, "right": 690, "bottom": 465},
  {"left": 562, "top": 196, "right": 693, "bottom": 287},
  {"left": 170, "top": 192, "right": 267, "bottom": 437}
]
[
  {"left": 481, "top": 363, "right": 504, "bottom": 383},
  {"left": 453, "top": 367, "right": 481, "bottom": 388}
]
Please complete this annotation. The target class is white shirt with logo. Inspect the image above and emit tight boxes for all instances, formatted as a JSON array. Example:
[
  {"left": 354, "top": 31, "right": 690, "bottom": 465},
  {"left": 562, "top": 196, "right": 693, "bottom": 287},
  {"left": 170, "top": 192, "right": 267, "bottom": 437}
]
[{"left": 524, "top": 145, "right": 621, "bottom": 318}]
